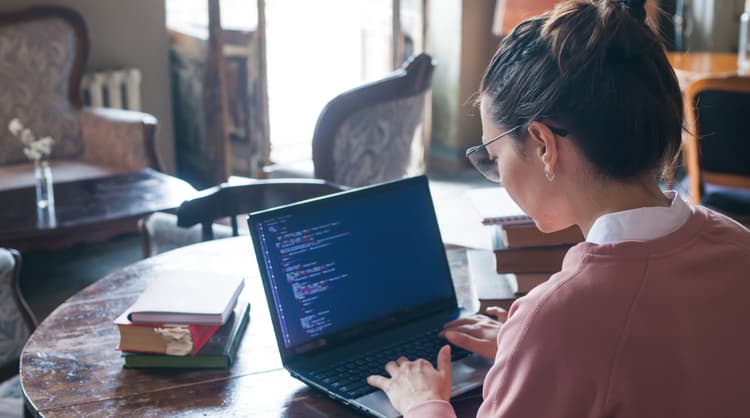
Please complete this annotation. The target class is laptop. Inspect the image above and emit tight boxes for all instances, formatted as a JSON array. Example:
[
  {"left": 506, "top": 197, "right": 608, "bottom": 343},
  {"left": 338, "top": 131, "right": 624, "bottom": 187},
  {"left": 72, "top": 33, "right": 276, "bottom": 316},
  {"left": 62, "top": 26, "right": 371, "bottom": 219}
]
[{"left": 247, "top": 175, "right": 491, "bottom": 418}]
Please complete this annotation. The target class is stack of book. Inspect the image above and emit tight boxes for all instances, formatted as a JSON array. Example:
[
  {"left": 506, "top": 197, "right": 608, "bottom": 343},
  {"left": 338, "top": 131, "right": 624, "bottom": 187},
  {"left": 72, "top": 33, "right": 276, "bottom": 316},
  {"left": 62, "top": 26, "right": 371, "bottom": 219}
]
[
  {"left": 467, "top": 188, "right": 583, "bottom": 313},
  {"left": 115, "top": 271, "right": 249, "bottom": 369}
]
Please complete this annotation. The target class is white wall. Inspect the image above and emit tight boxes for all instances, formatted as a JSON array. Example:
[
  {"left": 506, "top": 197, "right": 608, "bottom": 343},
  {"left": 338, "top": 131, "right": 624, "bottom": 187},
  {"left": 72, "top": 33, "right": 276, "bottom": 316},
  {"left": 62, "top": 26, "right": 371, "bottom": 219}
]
[{"left": 0, "top": 0, "right": 176, "bottom": 172}]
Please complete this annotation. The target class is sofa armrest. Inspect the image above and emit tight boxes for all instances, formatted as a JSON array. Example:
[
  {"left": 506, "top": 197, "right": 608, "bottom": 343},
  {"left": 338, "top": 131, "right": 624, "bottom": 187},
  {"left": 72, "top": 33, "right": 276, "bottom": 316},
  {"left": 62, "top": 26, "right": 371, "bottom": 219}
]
[{"left": 80, "top": 107, "right": 161, "bottom": 171}]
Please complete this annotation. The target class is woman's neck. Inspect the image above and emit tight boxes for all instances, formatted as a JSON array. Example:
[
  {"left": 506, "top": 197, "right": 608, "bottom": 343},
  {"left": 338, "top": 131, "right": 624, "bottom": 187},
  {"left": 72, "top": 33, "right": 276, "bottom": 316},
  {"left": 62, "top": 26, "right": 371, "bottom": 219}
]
[{"left": 573, "top": 174, "right": 670, "bottom": 237}]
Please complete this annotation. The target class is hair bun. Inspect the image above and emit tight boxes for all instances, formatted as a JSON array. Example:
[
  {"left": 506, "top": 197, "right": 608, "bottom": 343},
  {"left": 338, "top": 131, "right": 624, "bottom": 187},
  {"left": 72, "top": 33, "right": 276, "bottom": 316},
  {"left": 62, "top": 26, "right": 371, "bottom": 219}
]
[{"left": 618, "top": 0, "right": 646, "bottom": 23}]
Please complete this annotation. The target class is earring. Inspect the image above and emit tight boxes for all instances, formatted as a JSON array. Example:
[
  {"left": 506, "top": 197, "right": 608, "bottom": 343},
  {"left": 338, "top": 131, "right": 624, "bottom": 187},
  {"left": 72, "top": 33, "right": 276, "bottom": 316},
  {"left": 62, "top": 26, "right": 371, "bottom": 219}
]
[{"left": 545, "top": 165, "right": 556, "bottom": 181}]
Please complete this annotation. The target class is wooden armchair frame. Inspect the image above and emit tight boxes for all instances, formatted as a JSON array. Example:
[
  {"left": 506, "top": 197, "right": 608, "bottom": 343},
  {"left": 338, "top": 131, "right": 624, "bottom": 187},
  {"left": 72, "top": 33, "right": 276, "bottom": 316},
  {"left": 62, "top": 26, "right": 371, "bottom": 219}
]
[
  {"left": 177, "top": 179, "right": 348, "bottom": 241},
  {"left": 683, "top": 75, "right": 750, "bottom": 205}
]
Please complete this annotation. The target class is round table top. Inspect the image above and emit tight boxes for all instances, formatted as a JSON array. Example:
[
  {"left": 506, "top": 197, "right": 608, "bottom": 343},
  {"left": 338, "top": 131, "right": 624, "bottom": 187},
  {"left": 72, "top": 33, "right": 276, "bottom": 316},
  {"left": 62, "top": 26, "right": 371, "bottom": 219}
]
[{"left": 20, "top": 236, "right": 481, "bottom": 417}]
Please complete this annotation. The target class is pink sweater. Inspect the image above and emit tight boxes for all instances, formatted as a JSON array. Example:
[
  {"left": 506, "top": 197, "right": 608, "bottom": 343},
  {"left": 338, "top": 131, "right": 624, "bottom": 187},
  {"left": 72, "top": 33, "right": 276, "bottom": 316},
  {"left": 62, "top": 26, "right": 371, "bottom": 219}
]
[{"left": 408, "top": 206, "right": 750, "bottom": 418}]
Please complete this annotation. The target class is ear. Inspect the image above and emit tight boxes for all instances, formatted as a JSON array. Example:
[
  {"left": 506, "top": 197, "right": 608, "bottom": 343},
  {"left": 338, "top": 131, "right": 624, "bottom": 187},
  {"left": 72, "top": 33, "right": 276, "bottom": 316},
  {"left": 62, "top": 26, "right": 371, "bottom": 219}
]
[{"left": 526, "top": 121, "right": 559, "bottom": 173}]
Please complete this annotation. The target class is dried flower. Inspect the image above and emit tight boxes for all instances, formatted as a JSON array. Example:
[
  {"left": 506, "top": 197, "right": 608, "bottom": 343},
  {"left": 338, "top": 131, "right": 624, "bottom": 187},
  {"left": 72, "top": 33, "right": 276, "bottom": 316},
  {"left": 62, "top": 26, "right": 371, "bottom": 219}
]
[
  {"left": 20, "top": 128, "right": 34, "bottom": 145},
  {"left": 7, "top": 118, "right": 55, "bottom": 162},
  {"left": 8, "top": 118, "right": 22, "bottom": 136}
]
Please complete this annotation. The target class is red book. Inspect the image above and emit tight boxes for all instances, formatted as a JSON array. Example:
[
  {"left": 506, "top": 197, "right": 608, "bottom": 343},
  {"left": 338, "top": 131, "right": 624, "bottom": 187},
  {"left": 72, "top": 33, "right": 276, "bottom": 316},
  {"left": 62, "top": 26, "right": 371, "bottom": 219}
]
[{"left": 114, "top": 310, "right": 219, "bottom": 356}]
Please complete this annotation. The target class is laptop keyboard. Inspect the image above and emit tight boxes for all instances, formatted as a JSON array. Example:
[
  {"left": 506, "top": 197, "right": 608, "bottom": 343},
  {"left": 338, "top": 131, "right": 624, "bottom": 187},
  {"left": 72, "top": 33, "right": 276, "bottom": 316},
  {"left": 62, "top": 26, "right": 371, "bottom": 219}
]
[{"left": 307, "top": 326, "right": 471, "bottom": 399}]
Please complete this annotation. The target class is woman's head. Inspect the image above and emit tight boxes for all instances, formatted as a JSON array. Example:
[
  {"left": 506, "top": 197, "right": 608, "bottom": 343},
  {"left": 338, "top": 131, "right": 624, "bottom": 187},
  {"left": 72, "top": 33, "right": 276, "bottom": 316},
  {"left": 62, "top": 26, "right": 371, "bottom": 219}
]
[{"left": 479, "top": 0, "right": 682, "bottom": 181}]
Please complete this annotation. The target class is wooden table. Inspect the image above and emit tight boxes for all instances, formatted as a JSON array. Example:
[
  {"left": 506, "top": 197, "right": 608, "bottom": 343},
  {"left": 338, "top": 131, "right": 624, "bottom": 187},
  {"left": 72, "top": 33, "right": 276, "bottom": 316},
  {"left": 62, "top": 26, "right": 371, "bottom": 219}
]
[
  {"left": 667, "top": 52, "right": 739, "bottom": 90},
  {"left": 20, "top": 236, "right": 484, "bottom": 417},
  {"left": 0, "top": 169, "right": 196, "bottom": 252}
]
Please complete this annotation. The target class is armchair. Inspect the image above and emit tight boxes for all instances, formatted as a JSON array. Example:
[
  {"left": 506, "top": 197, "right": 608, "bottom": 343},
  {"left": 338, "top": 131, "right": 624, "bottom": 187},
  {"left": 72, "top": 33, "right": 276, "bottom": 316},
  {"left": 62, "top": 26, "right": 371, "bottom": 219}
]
[
  {"left": 264, "top": 53, "right": 435, "bottom": 187},
  {"left": 0, "top": 6, "right": 160, "bottom": 191},
  {"left": 0, "top": 248, "right": 36, "bottom": 417}
]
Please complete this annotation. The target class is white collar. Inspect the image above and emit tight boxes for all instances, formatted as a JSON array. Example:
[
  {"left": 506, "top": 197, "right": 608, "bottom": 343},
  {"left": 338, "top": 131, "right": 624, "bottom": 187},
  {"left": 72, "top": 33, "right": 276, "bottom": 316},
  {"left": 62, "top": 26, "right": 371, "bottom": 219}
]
[{"left": 586, "top": 191, "right": 693, "bottom": 244}]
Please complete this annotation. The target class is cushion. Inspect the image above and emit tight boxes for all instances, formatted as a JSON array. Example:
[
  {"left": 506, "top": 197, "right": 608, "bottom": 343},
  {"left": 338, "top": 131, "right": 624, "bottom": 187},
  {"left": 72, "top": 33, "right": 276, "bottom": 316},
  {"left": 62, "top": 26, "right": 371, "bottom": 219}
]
[
  {"left": 0, "top": 160, "right": 125, "bottom": 191},
  {"left": 331, "top": 93, "right": 426, "bottom": 187}
]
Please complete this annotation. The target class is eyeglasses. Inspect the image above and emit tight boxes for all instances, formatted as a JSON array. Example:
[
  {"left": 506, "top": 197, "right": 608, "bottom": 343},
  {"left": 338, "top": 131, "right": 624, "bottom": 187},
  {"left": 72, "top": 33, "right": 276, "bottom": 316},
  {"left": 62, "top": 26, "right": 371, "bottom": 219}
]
[{"left": 465, "top": 124, "right": 568, "bottom": 183}]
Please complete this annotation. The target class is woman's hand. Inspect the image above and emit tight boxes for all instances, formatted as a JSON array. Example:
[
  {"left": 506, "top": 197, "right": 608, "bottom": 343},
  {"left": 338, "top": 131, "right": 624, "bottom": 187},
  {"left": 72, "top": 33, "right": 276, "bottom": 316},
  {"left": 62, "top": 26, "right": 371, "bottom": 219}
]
[
  {"left": 440, "top": 306, "right": 507, "bottom": 360},
  {"left": 367, "top": 345, "right": 452, "bottom": 414}
]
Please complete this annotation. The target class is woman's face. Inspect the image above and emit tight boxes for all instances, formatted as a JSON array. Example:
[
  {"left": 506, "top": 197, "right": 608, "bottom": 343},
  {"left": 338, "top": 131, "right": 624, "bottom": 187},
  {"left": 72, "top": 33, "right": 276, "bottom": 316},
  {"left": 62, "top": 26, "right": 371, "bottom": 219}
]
[
  {"left": 479, "top": 97, "right": 571, "bottom": 233},
  {"left": 478, "top": 99, "right": 527, "bottom": 192}
]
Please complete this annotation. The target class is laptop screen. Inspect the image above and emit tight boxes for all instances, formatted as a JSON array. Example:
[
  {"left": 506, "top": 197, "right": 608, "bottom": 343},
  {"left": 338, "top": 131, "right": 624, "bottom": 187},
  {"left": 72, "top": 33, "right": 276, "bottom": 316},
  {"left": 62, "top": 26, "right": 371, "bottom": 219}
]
[{"left": 248, "top": 176, "right": 457, "bottom": 356}]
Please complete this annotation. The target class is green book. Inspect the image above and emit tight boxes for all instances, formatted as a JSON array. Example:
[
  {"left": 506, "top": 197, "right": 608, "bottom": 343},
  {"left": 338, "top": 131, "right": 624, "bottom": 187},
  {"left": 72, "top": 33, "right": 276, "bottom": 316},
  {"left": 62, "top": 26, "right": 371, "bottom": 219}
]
[{"left": 122, "top": 301, "right": 250, "bottom": 369}]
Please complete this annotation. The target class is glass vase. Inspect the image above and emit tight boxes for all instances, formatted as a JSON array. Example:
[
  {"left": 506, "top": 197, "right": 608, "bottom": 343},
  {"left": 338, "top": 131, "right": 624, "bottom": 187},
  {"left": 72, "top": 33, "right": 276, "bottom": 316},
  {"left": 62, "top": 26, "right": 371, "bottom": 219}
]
[{"left": 34, "top": 160, "right": 57, "bottom": 228}]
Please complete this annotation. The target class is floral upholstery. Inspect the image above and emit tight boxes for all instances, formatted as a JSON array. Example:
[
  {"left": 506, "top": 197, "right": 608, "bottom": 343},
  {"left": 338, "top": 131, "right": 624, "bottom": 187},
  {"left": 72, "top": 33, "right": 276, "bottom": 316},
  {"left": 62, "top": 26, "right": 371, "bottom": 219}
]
[
  {"left": 80, "top": 107, "right": 158, "bottom": 171},
  {"left": 0, "top": 249, "right": 28, "bottom": 371},
  {"left": 264, "top": 54, "right": 433, "bottom": 186},
  {"left": 330, "top": 92, "right": 426, "bottom": 187},
  {"left": 0, "top": 17, "right": 82, "bottom": 165}
]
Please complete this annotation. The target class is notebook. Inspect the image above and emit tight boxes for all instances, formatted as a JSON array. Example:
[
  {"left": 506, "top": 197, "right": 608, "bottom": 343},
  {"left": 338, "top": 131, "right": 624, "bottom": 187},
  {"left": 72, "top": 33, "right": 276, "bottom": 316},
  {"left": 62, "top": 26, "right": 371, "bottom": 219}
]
[
  {"left": 466, "top": 187, "right": 532, "bottom": 225},
  {"left": 247, "top": 175, "right": 492, "bottom": 418},
  {"left": 127, "top": 271, "right": 244, "bottom": 325}
]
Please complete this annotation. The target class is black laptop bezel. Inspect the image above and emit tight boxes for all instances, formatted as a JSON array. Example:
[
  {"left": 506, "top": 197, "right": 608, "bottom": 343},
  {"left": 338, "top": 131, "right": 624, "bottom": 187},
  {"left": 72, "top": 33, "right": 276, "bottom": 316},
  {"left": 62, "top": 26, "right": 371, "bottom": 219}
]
[{"left": 247, "top": 175, "right": 459, "bottom": 363}]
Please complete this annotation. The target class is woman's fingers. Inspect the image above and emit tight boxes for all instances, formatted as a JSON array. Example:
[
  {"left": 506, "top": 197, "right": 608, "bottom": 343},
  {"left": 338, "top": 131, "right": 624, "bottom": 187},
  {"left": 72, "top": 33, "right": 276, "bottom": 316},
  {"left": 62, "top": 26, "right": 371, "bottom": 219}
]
[
  {"left": 385, "top": 360, "right": 399, "bottom": 376},
  {"left": 437, "top": 345, "right": 451, "bottom": 376},
  {"left": 444, "top": 329, "right": 486, "bottom": 348},
  {"left": 367, "top": 374, "right": 389, "bottom": 390},
  {"left": 485, "top": 306, "right": 508, "bottom": 321},
  {"left": 442, "top": 323, "right": 489, "bottom": 338},
  {"left": 444, "top": 330, "right": 497, "bottom": 360},
  {"left": 443, "top": 316, "right": 483, "bottom": 329}
]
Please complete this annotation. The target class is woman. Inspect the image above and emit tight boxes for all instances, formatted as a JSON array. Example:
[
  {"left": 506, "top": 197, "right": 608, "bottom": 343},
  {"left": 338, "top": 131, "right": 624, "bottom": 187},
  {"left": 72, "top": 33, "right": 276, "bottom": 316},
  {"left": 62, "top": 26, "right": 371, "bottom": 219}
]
[{"left": 367, "top": 0, "right": 750, "bottom": 417}]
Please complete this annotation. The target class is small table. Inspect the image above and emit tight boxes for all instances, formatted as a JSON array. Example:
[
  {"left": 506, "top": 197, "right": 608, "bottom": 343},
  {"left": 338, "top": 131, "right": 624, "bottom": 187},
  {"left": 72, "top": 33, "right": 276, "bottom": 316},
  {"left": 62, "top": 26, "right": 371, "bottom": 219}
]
[
  {"left": 0, "top": 169, "right": 196, "bottom": 252},
  {"left": 20, "top": 237, "right": 483, "bottom": 417},
  {"left": 667, "top": 52, "right": 739, "bottom": 90}
]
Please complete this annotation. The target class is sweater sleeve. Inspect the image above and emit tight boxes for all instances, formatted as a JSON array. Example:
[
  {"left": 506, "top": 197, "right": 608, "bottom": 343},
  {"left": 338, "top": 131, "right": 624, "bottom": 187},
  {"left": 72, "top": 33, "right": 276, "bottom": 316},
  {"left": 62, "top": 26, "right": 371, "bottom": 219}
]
[
  {"left": 477, "top": 275, "right": 612, "bottom": 418},
  {"left": 404, "top": 400, "right": 457, "bottom": 418}
]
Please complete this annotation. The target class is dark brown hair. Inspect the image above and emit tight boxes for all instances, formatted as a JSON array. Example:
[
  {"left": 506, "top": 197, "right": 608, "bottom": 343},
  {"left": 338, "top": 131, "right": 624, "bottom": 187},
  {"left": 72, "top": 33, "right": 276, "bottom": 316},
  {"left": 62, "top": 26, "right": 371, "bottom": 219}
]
[{"left": 480, "top": 0, "right": 682, "bottom": 180}]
